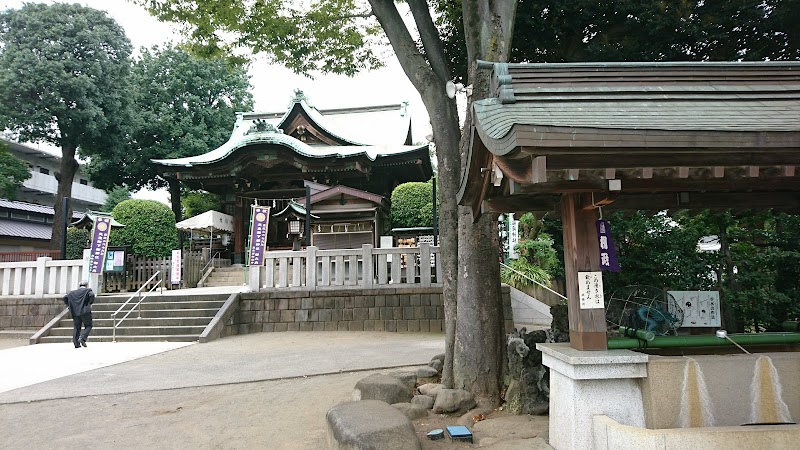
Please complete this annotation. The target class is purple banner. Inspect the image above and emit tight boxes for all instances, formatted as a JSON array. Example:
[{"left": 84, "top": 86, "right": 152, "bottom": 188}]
[
  {"left": 248, "top": 206, "right": 271, "bottom": 266},
  {"left": 596, "top": 219, "right": 620, "bottom": 272},
  {"left": 88, "top": 216, "right": 112, "bottom": 273}
]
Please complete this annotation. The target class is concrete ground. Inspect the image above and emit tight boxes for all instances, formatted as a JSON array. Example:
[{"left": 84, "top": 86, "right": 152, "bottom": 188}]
[{"left": 0, "top": 331, "right": 551, "bottom": 449}]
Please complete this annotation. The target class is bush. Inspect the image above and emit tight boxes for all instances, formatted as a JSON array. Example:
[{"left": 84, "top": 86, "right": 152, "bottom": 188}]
[
  {"left": 65, "top": 227, "right": 90, "bottom": 260},
  {"left": 501, "top": 234, "right": 560, "bottom": 289},
  {"left": 110, "top": 199, "right": 178, "bottom": 258},
  {"left": 390, "top": 181, "right": 434, "bottom": 229}
]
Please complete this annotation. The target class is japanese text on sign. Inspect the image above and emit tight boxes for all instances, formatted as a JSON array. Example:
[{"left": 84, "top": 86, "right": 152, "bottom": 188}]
[
  {"left": 596, "top": 220, "right": 620, "bottom": 272},
  {"left": 248, "top": 206, "right": 271, "bottom": 266},
  {"left": 88, "top": 217, "right": 112, "bottom": 274},
  {"left": 578, "top": 271, "right": 605, "bottom": 309}
]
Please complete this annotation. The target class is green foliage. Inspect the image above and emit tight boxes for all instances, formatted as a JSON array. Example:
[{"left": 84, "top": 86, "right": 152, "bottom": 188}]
[
  {"left": 65, "top": 227, "right": 90, "bottom": 260},
  {"left": 86, "top": 45, "right": 253, "bottom": 192},
  {"left": 501, "top": 233, "right": 560, "bottom": 289},
  {"left": 102, "top": 186, "right": 132, "bottom": 212},
  {"left": 0, "top": 143, "right": 31, "bottom": 200},
  {"left": 110, "top": 199, "right": 178, "bottom": 258},
  {"left": 501, "top": 257, "right": 552, "bottom": 289},
  {"left": 0, "top": 3, "right": 132, "bottom": 157},
  {"left": 134, "top": 0, "right": 383, "bottom": 75},
  {"left": 437, "top": 0, "right": 800, "bottom": 80},
  {"left": 182, "top": 191, "right": 221, "bottom": 218},
  {"left": 389, "top": 181, "right": 434, "bottom": 229}
]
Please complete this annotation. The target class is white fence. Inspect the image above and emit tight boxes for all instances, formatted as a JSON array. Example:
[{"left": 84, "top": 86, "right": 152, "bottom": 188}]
[
  {"left": 250, "top": 244, "right": 440, "bottom": 290},
  {"left": 0, "top": 257, "right": 84, "bottom": 297}
]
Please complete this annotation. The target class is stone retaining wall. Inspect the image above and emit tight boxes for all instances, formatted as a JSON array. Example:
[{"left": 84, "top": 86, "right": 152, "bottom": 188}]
[
  {"left": 0, "top": 296, "right": 63, "bottom": 329},
  {"left": 226, "top": 286, "right": 514, "bottom": 336}
]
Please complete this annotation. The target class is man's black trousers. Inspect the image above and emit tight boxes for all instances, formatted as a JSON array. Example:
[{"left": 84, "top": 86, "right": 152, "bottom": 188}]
[{"left": 72, "top": 314, "right": 93, "bottom": 347}]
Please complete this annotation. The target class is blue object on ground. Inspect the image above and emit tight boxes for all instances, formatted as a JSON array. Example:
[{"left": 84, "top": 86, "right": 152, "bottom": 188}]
[
  {"left": 427, "top": 429, "right": 444, "bottom": 440},
  {"left": 446, "top": 425, "right": 473, "bottom": 443}
]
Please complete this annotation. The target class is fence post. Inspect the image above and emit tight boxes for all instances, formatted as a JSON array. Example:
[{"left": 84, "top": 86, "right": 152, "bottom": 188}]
[
  {"left": 306, "top": 246, "right": 317, "bottom": 289},
  {"left": 420, "top": 243, "right": 431, "bottom": 287},
  {"left": 248, "top": 265, "right": 261, "bottom": 292},
  {"left": 34, "top": 257, "right": 50, "bottom": 297},
  {"left": 362, "top": 244, "right": 373, "bottom": 289}
]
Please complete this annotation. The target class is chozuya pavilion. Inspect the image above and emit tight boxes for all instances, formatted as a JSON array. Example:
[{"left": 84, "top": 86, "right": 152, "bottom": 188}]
[
  {"left": 460, "top": 61, "right": 800, "bottom": 449},
  {"left": 152, "top": 90, "right": 433, "bottom": 262}
]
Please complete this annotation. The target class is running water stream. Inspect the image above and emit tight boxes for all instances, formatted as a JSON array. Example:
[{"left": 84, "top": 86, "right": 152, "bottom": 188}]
[
  {"left": 749, "top": 355, "right": 793, "bottom": 424},
  {"left": 677, "top": 358, "right": 714, "bottom": 428}
]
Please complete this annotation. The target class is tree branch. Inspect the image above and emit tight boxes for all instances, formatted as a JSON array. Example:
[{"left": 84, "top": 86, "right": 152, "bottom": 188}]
[
  {"left": 406, "top": 0, "right": 451, "bottom": 84},
  {"left": 367, "top": 0, "right": 440, "bottom": 94}
]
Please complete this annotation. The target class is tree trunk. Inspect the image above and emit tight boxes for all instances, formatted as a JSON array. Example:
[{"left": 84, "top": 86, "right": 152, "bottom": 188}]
[
  {"left": 452, "top": 0, "right": 518, "bottom": 407},
  {"left": 453, "top": 206, "right": 505, "bottom": 406},
  {"left": 51, "top": 144, "right": 79, "bottom": 251},
  {"left": 367, "top": 0, "right": 462, "bottom": 389}
]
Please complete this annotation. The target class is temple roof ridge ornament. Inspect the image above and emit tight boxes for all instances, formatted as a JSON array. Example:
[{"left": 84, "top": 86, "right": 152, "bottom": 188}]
[{"left": 246, "top": 118, "right": 283, "bottom": 135}]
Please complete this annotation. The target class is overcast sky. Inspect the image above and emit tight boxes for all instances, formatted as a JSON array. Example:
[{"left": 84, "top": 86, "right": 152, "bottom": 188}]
[{"left": 0, "top": 0, "right": 431, "bottom": 134}]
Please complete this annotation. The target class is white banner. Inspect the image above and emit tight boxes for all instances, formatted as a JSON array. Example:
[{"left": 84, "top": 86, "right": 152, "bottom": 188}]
[{"left": 171, "top": 249, "right": 182, "bottom": 285}]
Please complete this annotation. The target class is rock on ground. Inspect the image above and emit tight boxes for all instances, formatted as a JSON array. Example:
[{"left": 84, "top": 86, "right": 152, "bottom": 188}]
[
  {"left": 431, "top": 389, "right": 477, "bottom": 415},
  {"left": 417, "top": 383, "right": 443, "bottom": 398},
  {"left": 327, "top": 400, "right": 421, "bottom": 450},
  {"left": 410, "top": 395, "right": 434, "bottom": 410},
  {"left": 389, "top": 371, "right": 417, "bottom": 391},
  {"left": 428, "top": 359, "right": 443, "bottom": 374},
  {"left": 352, "top": 374, "right": 413, "bottom": 404},
  {"left": 392, "top": 402, "right": 429, "bottom": 420},
  {"left": 416, "top": 366, "right": 439, "bottom": 385}
]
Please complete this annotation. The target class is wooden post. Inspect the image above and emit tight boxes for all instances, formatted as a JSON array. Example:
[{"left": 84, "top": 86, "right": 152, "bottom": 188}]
[{"left": 561, "top": 193, "right": 608, "bottom": 350}]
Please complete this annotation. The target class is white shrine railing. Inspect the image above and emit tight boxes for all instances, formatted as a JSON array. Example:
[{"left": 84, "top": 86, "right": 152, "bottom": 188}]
[
  {"left": 0, "top": 257, "right": 85, "bottom": 297},
  {"left": 250, "top": 244, "right": 440, "bottom": 291}
]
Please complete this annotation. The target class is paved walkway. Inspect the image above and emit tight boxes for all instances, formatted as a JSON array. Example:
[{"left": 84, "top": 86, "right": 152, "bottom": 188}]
[{"left": 0, "top": 332, "right": 445, "bottom": 404}]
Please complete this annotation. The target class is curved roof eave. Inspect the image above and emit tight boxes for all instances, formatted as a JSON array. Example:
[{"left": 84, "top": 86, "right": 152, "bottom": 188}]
[
  {"left": 281, "top": 99, "right": 366, "bottom": 146},
  {"left": 152, "top": 131, "right": 429, "bottom": 168}
]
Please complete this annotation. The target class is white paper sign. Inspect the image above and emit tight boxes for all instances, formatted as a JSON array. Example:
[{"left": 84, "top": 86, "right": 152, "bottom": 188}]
[
  {"left": 578, "top": 271, "right": 605, "bottom": 309},
  {"left": 171, "top": 249, "right": 182, "bottom": 285},
  {"left": 668, "top": 291, "right": 720, "bottom": 327}
]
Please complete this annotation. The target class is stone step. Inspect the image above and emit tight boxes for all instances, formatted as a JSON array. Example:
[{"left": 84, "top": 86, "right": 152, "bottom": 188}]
[
  {"left": 97, "top": 294, "right": 230, "bottom": 303},
  {"left": 90, "top": 301, "right": 226, "bottom": 312},
  {"left": 39, "top": 334, "right": 199, "bottom": 343},
  {"left": 48, "top": 325, "right": 207, "bottom": 336},
  {"left": 55, "top": 317, "right": 212, "bottom": 327}
]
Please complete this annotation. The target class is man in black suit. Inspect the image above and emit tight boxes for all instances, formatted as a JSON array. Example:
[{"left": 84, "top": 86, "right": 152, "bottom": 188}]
[{"left": 63, "top": 280, "right": 95, "bottom": 348}]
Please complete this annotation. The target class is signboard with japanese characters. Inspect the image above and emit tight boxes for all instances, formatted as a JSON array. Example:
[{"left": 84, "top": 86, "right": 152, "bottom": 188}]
[
  {"left": 578, "top": 271, "right": 605, "bottom": 309},
  {"left": 247, "top": 206, "right": 271, "bottom": 266},
  {"left": 508, "top": 215, "right": 520, "bottom": 259},
  {"left": 668, "top": 291, "right": 721, "bottom": 327},
  {"left": 88, "top": 216, "right": 112, "bottom": 273},
  {"left": 171, "top": 249, "right": 182, "bottom": 285},
  {"left": 596, "top": 220, "right": 620, "bottom": 272}
]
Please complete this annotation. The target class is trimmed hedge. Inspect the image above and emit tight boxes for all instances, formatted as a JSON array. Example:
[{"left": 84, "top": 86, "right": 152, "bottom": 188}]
[{"left": 110, "top": 199, "right": 178, "bottom": 258}]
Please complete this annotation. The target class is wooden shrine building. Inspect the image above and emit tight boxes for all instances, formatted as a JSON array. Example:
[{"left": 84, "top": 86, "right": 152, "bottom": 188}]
[
  {"left": 459, "top": 61, "right": 800, "bottom": 350},
  {"left": 153, "top": 91, "right": 432, "bottom": 261}
]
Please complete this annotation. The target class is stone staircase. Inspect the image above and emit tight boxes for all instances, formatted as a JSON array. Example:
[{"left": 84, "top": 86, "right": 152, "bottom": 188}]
[
  {"left": 38, "top": 293, "right": 229, "bottom": 343},
  {"left": 200, "top": 266, "right": 246, "bottom": 287}
]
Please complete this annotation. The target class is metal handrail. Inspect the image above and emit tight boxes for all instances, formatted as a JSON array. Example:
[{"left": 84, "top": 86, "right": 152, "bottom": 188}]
[
  {"left": 201, "top": 251, "right": 223, "bottom": 274},
  {"left": 110, "top": 271, "right": 163, "bottom": 342},
  {"left": 499, "top": 262, "right": 567, "bottom": 301}
]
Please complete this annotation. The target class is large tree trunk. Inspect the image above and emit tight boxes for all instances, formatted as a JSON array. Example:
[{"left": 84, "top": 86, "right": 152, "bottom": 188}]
[
  {"left": 452, "top": 0, "right": 518, "bottom": 407},
  {"left": 368, "top": 0, "right": 462, "bottom": 389},
  {"left": 51, "top": 144, "right": 79, "bottom": 252},
  {"left": 454, "top": 205, "right": 505, "bottom": 405}
]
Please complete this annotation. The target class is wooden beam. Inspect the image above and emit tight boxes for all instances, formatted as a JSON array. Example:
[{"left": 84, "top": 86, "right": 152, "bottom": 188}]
[
  {"left": 532, "top": 156, "right": 547, "bottom": 184},
  {"left": 481, "top": 195, "right": 560, "bottom": 214},
  {"left": 561, "top": 193, "right": 607, "bottom": 351}
]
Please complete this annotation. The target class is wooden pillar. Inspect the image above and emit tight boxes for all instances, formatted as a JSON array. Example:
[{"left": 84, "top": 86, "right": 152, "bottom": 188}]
[
  {"left": 561, "top": 193, "right": 608, "bottom": 350},
  {"left": 234, "top": 196, "right": 245, "bottom": 263}
]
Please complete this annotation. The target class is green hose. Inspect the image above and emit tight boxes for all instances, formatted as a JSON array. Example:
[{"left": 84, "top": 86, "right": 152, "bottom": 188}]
[
  {"left": 607, "top": 332, "right": 800, "bottom": 350},
  {"left": 619, "top": 326, "right": 655, "bottom": 342}
]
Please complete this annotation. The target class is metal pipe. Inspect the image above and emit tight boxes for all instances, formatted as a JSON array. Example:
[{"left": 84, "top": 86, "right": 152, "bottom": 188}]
[
  {"left": 607, "top": 332, "right": 800, "bottom": 350},
  {"left": 619, "top": 326, "right": 655, "bottom": 342}
]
